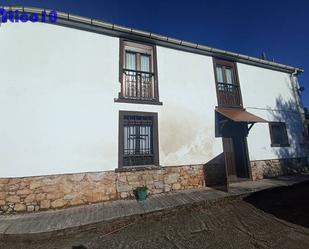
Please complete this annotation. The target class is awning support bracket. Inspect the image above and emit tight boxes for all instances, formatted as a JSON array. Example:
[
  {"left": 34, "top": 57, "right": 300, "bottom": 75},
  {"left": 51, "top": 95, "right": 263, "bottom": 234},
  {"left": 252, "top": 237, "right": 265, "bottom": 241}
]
[{"left": 248, "top": 122, "right": 255, "bottom": 132}]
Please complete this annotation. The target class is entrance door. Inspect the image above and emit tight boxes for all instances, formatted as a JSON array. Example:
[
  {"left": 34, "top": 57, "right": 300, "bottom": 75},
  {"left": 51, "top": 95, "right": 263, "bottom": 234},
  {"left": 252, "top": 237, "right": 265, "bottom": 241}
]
[
  {"left": 223, "top": 137, "right": 237, "bottom": 182},
  {"left": 222, "top": 122, "right": 250, "bottom": 182},
  {"left": 232, "top": 136, "right": 249, "bottom": 179}
]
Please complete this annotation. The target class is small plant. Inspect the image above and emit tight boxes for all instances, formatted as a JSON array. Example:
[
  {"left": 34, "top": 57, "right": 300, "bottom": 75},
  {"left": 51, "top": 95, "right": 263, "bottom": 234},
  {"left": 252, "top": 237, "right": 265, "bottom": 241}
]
[{"left": 133, "top": 186, "right": 148, "bottom": 201}]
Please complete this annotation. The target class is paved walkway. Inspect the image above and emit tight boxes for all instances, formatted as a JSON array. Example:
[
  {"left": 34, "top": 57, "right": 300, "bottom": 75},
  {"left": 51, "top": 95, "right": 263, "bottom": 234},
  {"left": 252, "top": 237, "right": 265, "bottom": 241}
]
[{"left": 1, "top": 174, "right": 309, "bottom": 239}]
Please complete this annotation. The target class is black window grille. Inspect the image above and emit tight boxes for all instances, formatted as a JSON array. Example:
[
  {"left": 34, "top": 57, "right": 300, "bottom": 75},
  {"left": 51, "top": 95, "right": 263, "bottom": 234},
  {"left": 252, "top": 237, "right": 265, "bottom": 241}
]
[{"left": 123, "top": 115, "right": 154, "bottom": 166}]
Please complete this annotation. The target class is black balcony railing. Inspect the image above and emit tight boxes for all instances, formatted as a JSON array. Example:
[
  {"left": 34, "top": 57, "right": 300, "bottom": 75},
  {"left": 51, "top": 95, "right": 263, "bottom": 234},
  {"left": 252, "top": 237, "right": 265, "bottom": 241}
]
[
  {"left": 122, "top": 69, "right": 155, "bottom": 100},
  {"left": 217, "top": 82, "right": 242, "bottom": 107}
]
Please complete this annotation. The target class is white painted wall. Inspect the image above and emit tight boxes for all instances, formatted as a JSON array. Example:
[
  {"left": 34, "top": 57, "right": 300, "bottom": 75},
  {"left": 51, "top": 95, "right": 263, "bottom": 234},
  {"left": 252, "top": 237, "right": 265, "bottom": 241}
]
[
  {"left": 238, "top": 63, "right": 307, "bottom": 160},
  {"left": 0, "top": 22, "right": 305, "bottom": 177},
  {"left": 0, "top": 22, "right": 223, "bottom": 177},
  {"left": 0, "top": 22, "right": 121, "bottom": 177}
]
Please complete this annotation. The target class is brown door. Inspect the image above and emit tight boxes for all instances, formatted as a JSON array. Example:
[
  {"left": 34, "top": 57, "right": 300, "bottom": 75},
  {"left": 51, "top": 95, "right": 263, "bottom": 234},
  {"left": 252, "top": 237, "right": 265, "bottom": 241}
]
[
  {"left": 222, "top": 122, "right": 250, "bottom": 182},
  {"left": 232, "top": 136, "right": 249, "bottom": 179},
  {"left": 222, "top": 137, "right": 237, "bottom": 182}
]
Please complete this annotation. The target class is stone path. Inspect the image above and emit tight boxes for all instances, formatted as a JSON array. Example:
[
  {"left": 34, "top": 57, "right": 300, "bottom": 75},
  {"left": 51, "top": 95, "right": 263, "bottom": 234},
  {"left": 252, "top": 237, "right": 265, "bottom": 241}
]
[{"left": 0, "top": 174, "right": 308, "bottom": 240}]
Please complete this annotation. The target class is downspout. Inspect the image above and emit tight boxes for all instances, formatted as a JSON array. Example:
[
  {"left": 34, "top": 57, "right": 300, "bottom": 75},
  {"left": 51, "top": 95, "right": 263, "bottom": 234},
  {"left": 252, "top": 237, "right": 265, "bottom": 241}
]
[
  {"left": 291, "top": 69, "right": 305, "bottom": 119},
  {"left": 290, "top": 70, "right": 308, "bottom": 154},
  {"left": 291, "top": 69, "right": 303, "bottom": 117}
]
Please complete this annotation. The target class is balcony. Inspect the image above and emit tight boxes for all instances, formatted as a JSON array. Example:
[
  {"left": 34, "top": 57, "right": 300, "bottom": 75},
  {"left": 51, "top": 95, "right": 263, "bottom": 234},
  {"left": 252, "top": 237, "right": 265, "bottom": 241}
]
[{"left": 216, "top": 82, "right": 242, "bottom": 107}]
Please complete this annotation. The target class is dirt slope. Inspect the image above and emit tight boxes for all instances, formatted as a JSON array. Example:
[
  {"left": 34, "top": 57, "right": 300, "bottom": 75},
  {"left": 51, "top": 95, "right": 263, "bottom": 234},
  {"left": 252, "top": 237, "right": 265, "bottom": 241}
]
[{"left": 2, "top": 199, "right": 309, "bottom": 249}]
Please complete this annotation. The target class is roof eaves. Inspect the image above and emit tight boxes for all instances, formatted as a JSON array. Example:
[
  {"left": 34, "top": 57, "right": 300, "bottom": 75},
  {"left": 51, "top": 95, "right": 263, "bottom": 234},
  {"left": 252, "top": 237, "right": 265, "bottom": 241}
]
[{"left": 1, "top": 6, "right": 304, "bottom": 74}]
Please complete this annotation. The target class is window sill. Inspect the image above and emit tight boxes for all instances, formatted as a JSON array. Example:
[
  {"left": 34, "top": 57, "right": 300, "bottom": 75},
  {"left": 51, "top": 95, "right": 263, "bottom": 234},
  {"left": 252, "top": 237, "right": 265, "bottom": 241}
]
[
  {"left": 115, "top": 165, "right": 162, "bottom": 173},
  {"left": 271, "top": 144, "right": 290, "bottom": 147},
  {"left": 114, "top": 98, "right": 163, "bottom": 106},
  {"left": 217, "top": 104, "right": 243, "bottom": 108}
]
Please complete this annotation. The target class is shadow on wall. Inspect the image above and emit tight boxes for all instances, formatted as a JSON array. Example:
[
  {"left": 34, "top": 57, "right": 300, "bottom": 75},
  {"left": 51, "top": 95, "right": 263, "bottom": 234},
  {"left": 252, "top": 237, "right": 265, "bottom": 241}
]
[
  {"left": 244, "top": 81, "right": 309, "bottom": 229},
  {"left": 304, "top": 107, "right": 309, "bottom": 142},
  {"left": 268, "top": 95, "right": 307, "bottom": 159},
  {"left": 204, "top": 153, "right": 227, "bottom": 191}
]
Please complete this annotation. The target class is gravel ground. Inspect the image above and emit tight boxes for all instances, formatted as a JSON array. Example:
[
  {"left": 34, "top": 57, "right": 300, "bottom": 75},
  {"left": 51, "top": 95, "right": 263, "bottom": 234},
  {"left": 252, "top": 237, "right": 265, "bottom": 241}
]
[{"left": 2, "top": 182, "right": 309, "bottom": 249}]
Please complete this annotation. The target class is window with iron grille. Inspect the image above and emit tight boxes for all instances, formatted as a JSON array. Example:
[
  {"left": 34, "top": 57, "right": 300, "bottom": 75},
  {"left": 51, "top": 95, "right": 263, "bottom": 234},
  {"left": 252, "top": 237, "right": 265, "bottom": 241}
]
[
  {"left": 119, "top": 111, "right": 159, "bottom": 167},
  {"left": 269, "top": 122, "right": 290, "bottom": 147},
  {"left": 117, "top": 39, "right": 160, "bottom": 104}
]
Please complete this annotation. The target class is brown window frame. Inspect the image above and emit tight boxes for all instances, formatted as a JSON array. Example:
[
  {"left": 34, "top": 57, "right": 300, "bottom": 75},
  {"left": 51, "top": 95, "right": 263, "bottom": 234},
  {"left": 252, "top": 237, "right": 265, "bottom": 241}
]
[
  {"left": 115, "top": 39, "right": 161, "bottom": 105},
  {"left": 213, "top": 58, "right": 243, "bottom": 107},
  {"left": 118, "top": 111, "right": 159, "bottom": 168},
  {"left": 269, "top": 122, "right": 290, "bottom": 147}
]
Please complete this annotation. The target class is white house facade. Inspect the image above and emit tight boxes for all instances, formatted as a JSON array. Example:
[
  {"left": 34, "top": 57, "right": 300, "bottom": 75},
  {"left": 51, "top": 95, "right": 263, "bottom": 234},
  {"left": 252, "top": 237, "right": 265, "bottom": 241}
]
[{"left": 0, "top": 7, "right": 308, "bottom": 213}]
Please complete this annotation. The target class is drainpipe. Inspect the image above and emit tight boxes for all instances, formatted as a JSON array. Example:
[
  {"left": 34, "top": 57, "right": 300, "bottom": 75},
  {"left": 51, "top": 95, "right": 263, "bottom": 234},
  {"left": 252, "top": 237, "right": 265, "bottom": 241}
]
[
  {"left": 291, "top": 70, "right": 304, "bottom": 117},
  {"left": 290, "top": 70, "right": 308, "bottom": 157}
]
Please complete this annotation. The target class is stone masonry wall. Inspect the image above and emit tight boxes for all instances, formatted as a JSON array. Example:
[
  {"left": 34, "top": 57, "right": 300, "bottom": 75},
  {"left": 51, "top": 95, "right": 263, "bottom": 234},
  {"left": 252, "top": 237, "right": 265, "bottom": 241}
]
[
  {"left": 250, "top": 157, "right": 309, "bottom": 180},
  {"left": 117, "top": 165, "right": 205, "bottom": 199},
  {"left": 0, "top": 165, "right": 204, "bottom": 214},
  {"left": 0, "top": 172, "right": 118, "bottom": 214}
]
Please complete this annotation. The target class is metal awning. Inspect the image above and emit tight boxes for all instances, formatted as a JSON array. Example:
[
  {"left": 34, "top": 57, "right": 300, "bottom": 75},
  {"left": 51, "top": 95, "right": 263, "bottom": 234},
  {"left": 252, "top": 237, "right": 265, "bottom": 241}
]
[{"left": 216, "top": 107, "right": 268, "bottom": 123}]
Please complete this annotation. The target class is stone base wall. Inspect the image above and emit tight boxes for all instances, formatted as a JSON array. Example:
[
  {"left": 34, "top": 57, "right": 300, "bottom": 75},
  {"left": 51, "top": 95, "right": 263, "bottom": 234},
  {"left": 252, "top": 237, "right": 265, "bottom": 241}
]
[
  {"left": 250, "top": 157, "right": 309, "bottom": 180},
  {"left": 117, "top": 165, "right": 204, "bottom": 199},
  {"left": 0, "top": 165, "right": 204, "bottom": 214}
]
